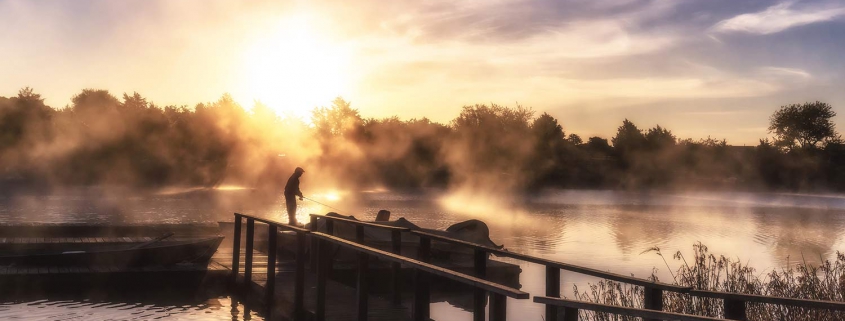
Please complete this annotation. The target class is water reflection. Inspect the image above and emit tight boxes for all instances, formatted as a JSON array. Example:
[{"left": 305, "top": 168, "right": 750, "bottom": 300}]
[
  {"left": 0, "top": 296, "right": 262, "bottom": 321},
  {"left": 3, "top": 189, "right": 845, "bottom": 320}
]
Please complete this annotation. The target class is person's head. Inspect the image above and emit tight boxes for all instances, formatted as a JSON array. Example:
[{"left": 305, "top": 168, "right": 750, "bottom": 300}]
[{"left": 294, "top": 167, "right": 305, "bottom": 176}]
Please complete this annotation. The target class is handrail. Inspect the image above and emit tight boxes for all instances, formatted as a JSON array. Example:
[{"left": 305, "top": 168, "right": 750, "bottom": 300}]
[
  {"left": 411, "top": 230, "right": 688, "bottom": 292},
  {"left": 691, "top": 289, "right": 845, "bottom": 311},
  {"left": 309, "top": 214, "right": 410, "bottom": 231},
  {"left": 533, "top": 296, "right": 728, "bottom": 321},
  {"left": 312, "top": 231, "right": 529, "bottom": 299},
  {"left": 235, "top": 213, "right": 310, "bottom": 233},
  {"left": 231, "top": 213, "right": 309, "bottom": 320}
]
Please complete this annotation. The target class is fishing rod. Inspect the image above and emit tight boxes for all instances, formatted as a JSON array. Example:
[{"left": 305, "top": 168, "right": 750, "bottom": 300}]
[{"left": 302, "top": 196, "right": 346, "bottom": 213}]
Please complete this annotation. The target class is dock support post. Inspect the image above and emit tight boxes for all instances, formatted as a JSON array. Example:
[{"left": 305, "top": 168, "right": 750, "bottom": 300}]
[
  {"left": 265, "top": 225, "right": 277, "bottom": 317},
  {"left": 473, "top": 249, "right": 487, "bottom": 321},
  {"left": 309, "top": 216, "right": 318, "bottom": 270},
  {"left": 413, "top": 237, "right": 431, "bottom": 321},
  {"left": 724, "top": 299, "right": 747, "bottom": 321},
  {"left": 316, "top": 238, "right": 328, "bottom": 321},
  {"left": 413, "top": 270, "right": 430, "bottom": 321},
  {"left": 545, "top": 266, "right": 561, "bottom": 321},
  {"left": 489, "top": 293, "right": 507, "bottom": 321},
  {"left": 244, "top": 218, "right": 255, "bottom": 294},
  {"left": 643, "top": 286, "right": 663, "bottom": 321},
  {"left": 563, "top": 307, "right": 579, "bottom": 321},
  {"left": 390, "top": 230, "right": 402, "bottom": 305},
  {"left": 356, "top": 252, "right": 370, "bottom": 321},
  {"left": 231, "top": 214, "right": 242, "bottom": 287},
  {"left": 294, "top": 231, "right": 306, "bottom": 321}
]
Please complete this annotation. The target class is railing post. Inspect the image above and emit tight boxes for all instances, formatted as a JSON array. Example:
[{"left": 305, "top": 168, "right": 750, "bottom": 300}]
[
  {"left": 546, "top": 266, "right": 561, "bottom": 321},
  {"left": 418, "top": 236, "right": 431, "bottom": 263},
  {"left": 244, "top": 218, "right": 255, "bottom": 294},
  {"left": 413, "top": 269, "right": 430, "bottom": 321},
  {"left": 390, "top": 229, "right": 402, "bottom": 305},
  {"left": 265, "top": 224, "right": 277, "bottom": 317},
  {"left": 356, "top": 252, "right": 370, "bottom": 321},
  {"left": 316, "top": 237, "right": 327, "bottom": 321},
  {"left": 643, "top": 286, "right": 663, "bottom": 321},
  {"left": 309, "top": 216, "right": 318, "bottom": 270},
  {"left": 724, "top": 299, "right": 747, "bottom": 320},
  {"left": 355, "top": 225, "right": 365, "bottom": 243},
  {"left": 294, "top": 231, "right": 306, "bottom": 321},
  {"left": 489, "top": 293, "right": 506, "bottom": 321},
  {"left": 231, "top": 214, "right": 242, "bottom": 287},
  {"left": 563, "top": 307, "right": 579, "bottom": 321},
  {"left": 473, "top": 249, "right": 488, "bottom": 321},
  {"left": 325, "top": 219, "right": 334, "bottom": 235}
]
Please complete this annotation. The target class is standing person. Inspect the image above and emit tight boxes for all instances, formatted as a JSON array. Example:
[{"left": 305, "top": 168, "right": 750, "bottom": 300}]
[{"left": 284, "top": 167, "right": 305, "bottom": 225}]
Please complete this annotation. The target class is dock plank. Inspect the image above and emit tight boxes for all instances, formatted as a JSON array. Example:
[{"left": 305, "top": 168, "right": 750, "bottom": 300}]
[{"left": 216, "top": 257, "right": 411, "bottom": 321}]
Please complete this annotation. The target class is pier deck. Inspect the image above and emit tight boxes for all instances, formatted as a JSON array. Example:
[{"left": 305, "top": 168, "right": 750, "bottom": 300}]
[{"left": 212, "top": 250, "right": 413, "bottom": 321}]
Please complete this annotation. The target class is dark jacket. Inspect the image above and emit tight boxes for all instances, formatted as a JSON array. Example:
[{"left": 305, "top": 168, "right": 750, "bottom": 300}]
[{"left": 284, "top": 172, "right": 303, "bottom": 197}]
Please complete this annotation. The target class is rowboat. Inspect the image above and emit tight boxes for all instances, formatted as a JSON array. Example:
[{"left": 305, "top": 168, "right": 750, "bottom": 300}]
[{"left": 0, "top": 235, "right": 224, "bottom": 267}]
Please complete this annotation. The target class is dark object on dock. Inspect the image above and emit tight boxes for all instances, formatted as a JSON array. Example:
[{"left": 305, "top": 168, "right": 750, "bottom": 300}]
[{"left": 0, "top": 235, "right": 223, "bottom": 267}]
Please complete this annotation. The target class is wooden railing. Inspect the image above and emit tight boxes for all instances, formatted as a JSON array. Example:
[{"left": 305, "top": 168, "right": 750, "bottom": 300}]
[
  {"left": 301, "top": 214, "right": 845, "bottom": 321},
  {"left": 233, "top": 213, "right": 528, "bottom": 321},
  {"left": 308, "top": 214, "right": 409, "bottom": 304},
  {"left": 311, "top": 231, "right": 528, "bottom": 321},
  {"left": 689, "top": 289, "right": 845, "bottom": 320},
  {"left": 232, "top": 213, "right": 310, "bottom": 320},
  {"left": 411, "top": 230, "right": 845, "bottom": 321},
  {"left": 534, "top": 296, "right": 726, "bottom": 321},
  {"left": 411, "top": 230, "right": 688, "bottom": 321}
]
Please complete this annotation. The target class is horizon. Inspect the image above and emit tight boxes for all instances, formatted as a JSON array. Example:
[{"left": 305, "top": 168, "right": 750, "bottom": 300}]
[{"left": 3, "top": 0, "right": 845, "bottom": 145}]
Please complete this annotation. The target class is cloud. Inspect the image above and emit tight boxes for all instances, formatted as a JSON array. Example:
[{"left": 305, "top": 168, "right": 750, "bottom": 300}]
[
  {"left": 711, "top": 1, "right": 845, "bottom": 35},
  {"left": 758, "top": 66, "right": 812, "bottom": 79}
]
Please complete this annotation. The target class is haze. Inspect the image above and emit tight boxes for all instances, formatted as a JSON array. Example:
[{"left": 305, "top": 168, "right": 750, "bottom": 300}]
[{"left": 2, "top": 0, "right": 845, "bottom": 144}]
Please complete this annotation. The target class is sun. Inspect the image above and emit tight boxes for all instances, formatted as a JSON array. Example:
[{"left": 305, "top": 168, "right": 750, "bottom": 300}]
[{"left": 240, "top": 15, "right": 351, "bottom": 117}]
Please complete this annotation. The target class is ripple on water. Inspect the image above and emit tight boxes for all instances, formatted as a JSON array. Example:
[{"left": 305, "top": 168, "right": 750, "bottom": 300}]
[{"left": 0, "top": 297, "right": 262, "bottom": 321}]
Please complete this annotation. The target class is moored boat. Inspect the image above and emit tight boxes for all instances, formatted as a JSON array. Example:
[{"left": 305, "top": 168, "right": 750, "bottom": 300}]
[{"left": 0, "top": 235, "right": 223, "bottom": 267}]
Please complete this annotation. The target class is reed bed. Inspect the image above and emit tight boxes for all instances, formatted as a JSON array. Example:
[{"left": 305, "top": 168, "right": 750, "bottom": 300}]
[{"left": 572, "top": 243, "right": 845, "bottom": 320}]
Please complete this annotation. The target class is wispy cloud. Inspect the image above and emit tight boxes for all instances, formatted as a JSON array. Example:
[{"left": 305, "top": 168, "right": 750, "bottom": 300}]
[
  {"left": 711, "top": 1, "right": 845, "bottom": 35},
  {"left": 758, "top": 66, "right": 812, "bottom": 79}
]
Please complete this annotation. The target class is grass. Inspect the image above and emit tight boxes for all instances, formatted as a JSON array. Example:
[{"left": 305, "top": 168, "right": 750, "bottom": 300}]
[{"left": 572, "top": 242, "right": 845, "bottom": 320}]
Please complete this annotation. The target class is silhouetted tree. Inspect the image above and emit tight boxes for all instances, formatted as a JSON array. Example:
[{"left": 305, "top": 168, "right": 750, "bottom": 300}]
[{"left": 769, "top": 101, "right": 838, "bottom": 151}]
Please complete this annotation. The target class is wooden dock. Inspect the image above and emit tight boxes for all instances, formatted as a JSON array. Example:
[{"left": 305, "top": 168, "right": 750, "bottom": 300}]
[{"left": 213, "top": 250, "right": 412, "bottom": 321}]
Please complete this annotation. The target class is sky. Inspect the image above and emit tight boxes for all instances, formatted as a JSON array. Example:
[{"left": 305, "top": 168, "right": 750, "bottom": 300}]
[{"left": 1, "top": 0, "right": 844, "bottom": 145}]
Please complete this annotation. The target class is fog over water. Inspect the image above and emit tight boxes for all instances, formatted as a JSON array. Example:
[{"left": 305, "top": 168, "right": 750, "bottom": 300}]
[{"left": 2, "top": 188, "right": 844, "bottom": 319}]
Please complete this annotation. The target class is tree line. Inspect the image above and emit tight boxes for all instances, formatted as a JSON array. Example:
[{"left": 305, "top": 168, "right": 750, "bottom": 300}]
[{"left": 1, "top": 87, "right": 842, "bottom": 192}]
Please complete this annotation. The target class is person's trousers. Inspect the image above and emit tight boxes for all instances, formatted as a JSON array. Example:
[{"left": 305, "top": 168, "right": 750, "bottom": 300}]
[{"left": 285, "top": 194, "right": 297, "bottom": 224}]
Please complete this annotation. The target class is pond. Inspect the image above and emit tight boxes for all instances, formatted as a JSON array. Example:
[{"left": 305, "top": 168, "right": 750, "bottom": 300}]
[{"left": 2, "top": 187, "right": 845, "bottom": 320}]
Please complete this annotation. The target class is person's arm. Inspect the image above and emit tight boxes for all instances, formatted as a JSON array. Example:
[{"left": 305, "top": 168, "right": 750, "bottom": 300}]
[{"left": 297, "top": 182, "right": 303, "bottom": 199}]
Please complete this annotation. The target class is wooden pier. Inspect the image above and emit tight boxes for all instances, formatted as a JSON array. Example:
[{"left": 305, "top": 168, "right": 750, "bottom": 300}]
[{"left": 213, "top": 250, "right": 411, "bottom": 321}]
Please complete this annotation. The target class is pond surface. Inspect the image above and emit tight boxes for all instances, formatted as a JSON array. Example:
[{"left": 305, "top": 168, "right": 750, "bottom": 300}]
[{"left": 3, "top": 188, "right": 845, "bottom": 320}]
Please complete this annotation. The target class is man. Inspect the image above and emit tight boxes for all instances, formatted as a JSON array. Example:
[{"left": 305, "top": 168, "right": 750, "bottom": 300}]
[{"left": 284, "top": 167, "right": 305, "bottom": 225}]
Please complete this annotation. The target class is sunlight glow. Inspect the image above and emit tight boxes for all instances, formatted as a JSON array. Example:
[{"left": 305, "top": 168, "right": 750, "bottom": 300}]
[{"left": 241, "top": 14, "right": 351, "bottom": 116}]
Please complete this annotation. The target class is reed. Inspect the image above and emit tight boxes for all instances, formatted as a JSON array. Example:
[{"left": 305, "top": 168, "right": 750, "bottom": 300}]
[{"left": 573, "top": 242, "right": 845, "bottom": 320}]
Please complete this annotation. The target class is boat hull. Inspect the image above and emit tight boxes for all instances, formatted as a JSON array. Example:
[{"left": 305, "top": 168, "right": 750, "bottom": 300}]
[{"left": 0, "top": 237, "right": 224, "bottom": 267}]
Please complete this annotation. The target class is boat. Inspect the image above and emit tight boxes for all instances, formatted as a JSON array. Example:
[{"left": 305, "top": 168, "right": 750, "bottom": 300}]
[
  {"left": 0, "top": 234, "right": 224, "bottom": 267},
  {"left": 218, "top": 212, "right": 522, "bottom": 288}
]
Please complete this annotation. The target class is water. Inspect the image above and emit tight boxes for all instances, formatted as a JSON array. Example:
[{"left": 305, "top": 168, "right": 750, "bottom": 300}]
[
  {"left": 0, "top": 297, "right": 262, "bottom": 321},
  {"left": 3, "top": 188, "right": 845, "bottom": 320}
]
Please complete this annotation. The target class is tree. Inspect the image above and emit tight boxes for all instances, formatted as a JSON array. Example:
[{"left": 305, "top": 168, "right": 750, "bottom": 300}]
[
  {"left": 611, "top": 119, "right": 646, "bottom": 152},
  {"left": 769, "top": 101, "right": 838, "bottom": 151},
  {"left": 645, "top": 125, "right": 676, "bottom": 150},
  {"left": 567, "top": 133, "right": 583, "bottom": 145}
]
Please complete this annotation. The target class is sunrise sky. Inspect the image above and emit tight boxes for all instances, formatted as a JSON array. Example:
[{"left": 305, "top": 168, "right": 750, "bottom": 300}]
[{"left": 2, "top": 0, "right": 844, "bottom": 145}]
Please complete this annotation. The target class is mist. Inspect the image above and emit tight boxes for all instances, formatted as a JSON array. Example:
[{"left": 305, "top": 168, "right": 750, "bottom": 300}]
[{"left": 2, "top": 87, "right": 845, "bottom": 206}]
